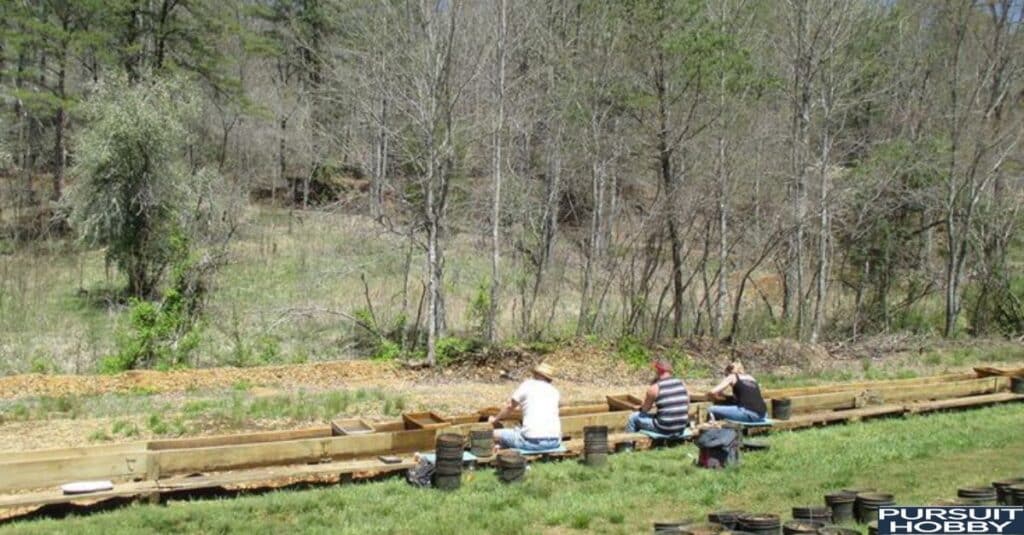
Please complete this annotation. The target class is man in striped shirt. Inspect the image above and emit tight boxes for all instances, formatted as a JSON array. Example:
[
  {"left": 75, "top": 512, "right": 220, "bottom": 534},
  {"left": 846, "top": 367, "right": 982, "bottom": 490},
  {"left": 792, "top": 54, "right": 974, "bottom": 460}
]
[{"left": 625, "top": 358, "right": 691, "bottom": 435}]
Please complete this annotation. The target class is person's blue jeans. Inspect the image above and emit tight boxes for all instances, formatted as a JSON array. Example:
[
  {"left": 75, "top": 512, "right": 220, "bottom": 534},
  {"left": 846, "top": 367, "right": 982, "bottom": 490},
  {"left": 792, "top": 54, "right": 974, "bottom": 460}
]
[
  {"left": 626, "top": 411, "right": 658, "bottom": 433},
  {"left": 708, "top": 404, "right": 763, "bottom": 422},
  {"left": 494, "top": 428, "right": 561, "bottom": 451}
]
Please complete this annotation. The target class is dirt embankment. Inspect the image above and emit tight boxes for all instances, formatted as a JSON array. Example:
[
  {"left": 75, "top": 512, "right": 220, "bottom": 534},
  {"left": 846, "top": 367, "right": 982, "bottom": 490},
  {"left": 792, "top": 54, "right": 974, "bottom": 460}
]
[
  {"left": 0, "top": 336, "right": 1018, "bottom": 452},
  {"left": 0, "top": 334, "right": 1002, "bottom": 401}
]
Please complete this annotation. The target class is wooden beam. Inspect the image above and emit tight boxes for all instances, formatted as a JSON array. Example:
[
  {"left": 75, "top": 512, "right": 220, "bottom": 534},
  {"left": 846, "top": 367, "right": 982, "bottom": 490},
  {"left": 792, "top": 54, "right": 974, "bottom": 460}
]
[
  {"left": 0, "top": 452, "right": 149, "bottom": 493},
  {"left": 765, "top": 404, "right": 907, "bottom": 432},
  {"left": 152, "top": 411, "right": 631, "bottom": 478},
  {"left": 905, "top": 392, "right": 1024, "bottom": 414},
  {"left": 147, "top": 427, "right": 331, "bottom": 451},
  {"left": 0, "top": 442, "right": 145, "bottom": 465},
  {"left": 973, "top": 366, "right": 1024, "bottom": 378},
  {"left": 758, "top": 372, "right": 976, "bottom": 399},
  {"left": 869, "top": 378, "right": 1003, "bottom": 404},
  {"left": 785, "top": 390, "right": 863, "bottom": 414}
]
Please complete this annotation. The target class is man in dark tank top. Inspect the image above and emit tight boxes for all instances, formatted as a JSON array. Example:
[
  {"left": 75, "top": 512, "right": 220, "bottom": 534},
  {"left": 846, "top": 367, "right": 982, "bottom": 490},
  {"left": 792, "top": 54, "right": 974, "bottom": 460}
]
[
  {"left": 707, "top": 361, "right": 767, "bottom": 422},
  {"left": 625, "top": 358, "right": 690, "bottom": 435}
]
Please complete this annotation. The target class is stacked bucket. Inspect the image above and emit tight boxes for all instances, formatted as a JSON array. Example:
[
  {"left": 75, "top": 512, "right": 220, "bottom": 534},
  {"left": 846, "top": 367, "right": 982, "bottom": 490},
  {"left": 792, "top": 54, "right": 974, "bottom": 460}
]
[
  {"left": 853, "top": 492, "right": 894, "bottom": 524},
  {"left": 736, "top": 513, "right": 782, "bottom": 535},
  {"left": 495, "top": 451, "right": 526, "bottom": 483},
  {"left": 823, "top": 492, "right": 855, "bottom": 524},
  {"left": 468, "top": 429, "right": 493, "bottom": 457},
  {"left": 994, "top": 478, "right": 1024, "bottom": 504},
  {"left": 957, "top": 486, "right": 998, "bottom": 505},
  {"left": 583, "top": 425, "right": 609, "bottom": 467},
  {"left": 433, "top": 433, "right": 464, "bottom": 491},
  {"left": 782, "top": 506, "right": 830, "bottom": 534}
]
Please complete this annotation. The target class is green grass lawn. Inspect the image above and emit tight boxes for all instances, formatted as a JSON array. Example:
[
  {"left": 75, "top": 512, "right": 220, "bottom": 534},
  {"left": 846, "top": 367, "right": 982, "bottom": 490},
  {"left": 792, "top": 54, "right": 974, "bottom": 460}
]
[{"left": 3, "top": 404, "right": 1022, "bottom": 534}]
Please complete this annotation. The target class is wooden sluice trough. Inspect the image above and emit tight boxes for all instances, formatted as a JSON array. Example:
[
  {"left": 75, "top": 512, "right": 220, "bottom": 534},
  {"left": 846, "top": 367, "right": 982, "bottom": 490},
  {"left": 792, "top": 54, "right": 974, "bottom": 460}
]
[{"left": 0, "top": 367, "right": 1021, "bottom": 521}]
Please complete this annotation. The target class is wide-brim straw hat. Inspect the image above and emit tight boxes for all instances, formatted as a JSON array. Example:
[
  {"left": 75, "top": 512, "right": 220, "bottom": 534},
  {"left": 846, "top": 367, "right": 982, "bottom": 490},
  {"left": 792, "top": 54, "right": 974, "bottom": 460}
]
[{"left": 532, "top": 362, "right": 556, "bottom": 381}]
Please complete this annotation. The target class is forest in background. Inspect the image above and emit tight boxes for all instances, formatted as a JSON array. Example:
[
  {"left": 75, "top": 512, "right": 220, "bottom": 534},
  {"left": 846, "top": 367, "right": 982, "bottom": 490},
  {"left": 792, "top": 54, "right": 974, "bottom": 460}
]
[{"left": 1, "top": 0, "right": 1022, "bottom": 373}]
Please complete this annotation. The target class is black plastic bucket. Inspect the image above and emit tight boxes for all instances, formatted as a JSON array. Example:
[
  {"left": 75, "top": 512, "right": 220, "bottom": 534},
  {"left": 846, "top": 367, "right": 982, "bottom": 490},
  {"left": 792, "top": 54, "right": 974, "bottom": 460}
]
[
  {"left": 855, "top": 493, "right": 895, "bottom": 524},
  {"left": 816, "top": 527, "right": 860, "bottom": 535},
  {"left": 616, "top": 441, "right": 636, "bottom": 453},
  {"left": 1011, "top": 376, "right": 1024, "bottom": 394},
  {"left": 824, "top": 492, "right": 856, "bottom": 524},
  {"left": 496, "top": 451, "right": 526, "bottom": 483},
  {"left": 584, "top": 425, "right": 609, "bottom": 467},
  {"left": 653, "top": 520, "right": 694, "bottom": 534},
  {"left": 737, "top": 513, "right": 782, "bottom": 535},
  {"left": 708, "top": 510, "right": 744, "bottom": 529},
  {"left": 436, "top": 433, "right": 465, "bottom": 449},
  {"left": 994, "top": 478, "right": 1024, "bottom": 505},
  {"left": 680, "top": 522, "right": 726, "bottom": 535},
  {"left": 1008, "top": 484, "right": 1024, "bottom": 506},
  {"left": 434, "top": 434, "right": 464, "bottom": 478},
  {"left": 957, "top": 486, "right": 997, "bottom": 505},
  {"left": 792, "top": 506, "right": 831, "bottom": 523},
  {"left": 433, "top": 473, "right": 460, "bottom": 490},
  {"left": 469, "top": 430, "right": 492, "bottom": 457},
  {"left": 771, "top": 398, "right": 792, "bottom": 420},
  {"left": 783, "top": 520, "right": 825, "bottom": 535}
]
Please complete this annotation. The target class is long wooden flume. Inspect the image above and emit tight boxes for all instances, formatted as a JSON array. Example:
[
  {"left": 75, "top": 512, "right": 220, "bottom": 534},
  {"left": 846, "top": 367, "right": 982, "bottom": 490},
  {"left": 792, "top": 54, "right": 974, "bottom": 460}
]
[{"left": 0, "top": 366, "right": 1020, "bottom": 519}]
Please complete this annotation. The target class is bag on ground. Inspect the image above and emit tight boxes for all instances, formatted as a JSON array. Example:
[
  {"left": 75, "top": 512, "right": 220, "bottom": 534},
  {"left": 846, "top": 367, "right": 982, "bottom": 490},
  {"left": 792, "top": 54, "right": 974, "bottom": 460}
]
[
  {"left": 406, "top": 458, "right": 435, "bottom": 488},
  {"left": 695, "top": 427, "right": 741, "bottom": 469}
]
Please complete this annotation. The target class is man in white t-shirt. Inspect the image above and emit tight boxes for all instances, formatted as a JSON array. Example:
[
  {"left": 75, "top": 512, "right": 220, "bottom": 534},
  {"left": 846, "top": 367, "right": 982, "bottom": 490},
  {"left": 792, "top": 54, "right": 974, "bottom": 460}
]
[{"left": 488, "top": 363, "right": 562, "bottom": 452}]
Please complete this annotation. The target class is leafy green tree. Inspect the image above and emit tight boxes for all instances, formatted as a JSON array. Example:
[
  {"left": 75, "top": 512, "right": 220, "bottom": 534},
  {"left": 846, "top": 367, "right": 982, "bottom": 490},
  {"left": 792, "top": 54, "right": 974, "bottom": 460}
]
[{"left": 66, "top": 75, "right": 199, "bottom": 298}]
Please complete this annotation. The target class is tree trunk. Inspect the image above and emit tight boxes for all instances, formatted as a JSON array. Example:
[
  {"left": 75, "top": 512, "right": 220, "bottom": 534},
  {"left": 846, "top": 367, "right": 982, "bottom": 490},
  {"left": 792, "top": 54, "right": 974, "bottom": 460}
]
[
  {"left": 655, "top": 52, "right": 685, "bottom": 338},
  {"left": 276, "top": 117, "right": 287, "bottom": 203},
  {"left": 52, "top": 36, "right": 69, "bottom": 202},
  {"left": 811, "top": 85, "right": 832, "bottom": 343},
  {"left": 714, "top": 135, "right": 727, "bottom": 339},
  {"left": 486, "top": 0, "right": 506, "bottom": 344}
]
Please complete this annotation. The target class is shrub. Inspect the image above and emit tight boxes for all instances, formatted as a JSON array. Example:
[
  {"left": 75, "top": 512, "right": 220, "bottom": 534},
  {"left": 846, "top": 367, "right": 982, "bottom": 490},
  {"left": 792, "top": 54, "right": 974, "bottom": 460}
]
[
  {"left": 67, "top": 74, "right": 202, "bottom": 299},
  {"left": 98, "top": 245, "right": 207, "bottom": 373},
  {"left": 435, "top": 336, "right": 481, "bottom": 366},
  {"left": 616, "top": 335, "right": 649, "bottom": 368},
  {"left": 372, "top": 339, "right": 402, "bottom": 361}
]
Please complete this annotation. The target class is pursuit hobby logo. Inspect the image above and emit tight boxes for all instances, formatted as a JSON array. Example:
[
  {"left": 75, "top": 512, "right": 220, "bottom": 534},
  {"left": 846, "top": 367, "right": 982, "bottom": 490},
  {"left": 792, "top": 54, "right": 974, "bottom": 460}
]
[{"left": 879, "top": 507, "right": 1024, "bottom": 535}]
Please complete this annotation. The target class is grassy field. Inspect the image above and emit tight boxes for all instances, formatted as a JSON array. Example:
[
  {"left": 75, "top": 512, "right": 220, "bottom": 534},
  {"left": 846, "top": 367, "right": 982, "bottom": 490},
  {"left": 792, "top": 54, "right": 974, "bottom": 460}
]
[
  {"left": 0, "top": 207, "right": 567, "bottom": 374},
  {"left": 2, "top": 203, "right": 1021, "bottom": 376},
  {"left": 2, "top": 403, "right": 1021, "bottom": 534}
]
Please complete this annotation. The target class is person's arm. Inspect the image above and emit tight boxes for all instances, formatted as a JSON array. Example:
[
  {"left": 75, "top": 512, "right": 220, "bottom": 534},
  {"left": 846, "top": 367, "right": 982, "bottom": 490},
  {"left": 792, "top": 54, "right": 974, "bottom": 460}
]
[
  {"left": 708, "top": 375, "right": 736, "bottom": 401},
  {"left": 640, "top": 383, "right": 658, "bottom": 413},
  {"left": 489, "top": 398, "right": 520, "bottom": 425},
  {"left": 490, "top": 383, "right": 527, "bottom": 425}
]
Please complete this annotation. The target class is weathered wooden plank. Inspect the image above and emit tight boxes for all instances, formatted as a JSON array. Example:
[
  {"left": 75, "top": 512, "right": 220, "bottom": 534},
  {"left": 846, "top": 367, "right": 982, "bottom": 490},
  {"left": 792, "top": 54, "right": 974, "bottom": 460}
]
[
  {"left": 757, "top": 372, "right": 976, "bottom": 398},
  {"left": 155, "top": 428, "right": 437, "bottom": 477},
  {"left": 973, "top": 366, "right": 1024, "bottom": 378},
  {"left": 153, "top": 411, "right": 631, "bottom": 478},
  {"left": 869, "top": 377, "right": 1002, "bottom": 404},
  {"left": 905, "top": 392, "right": 1024, "bottom": 414},
  {"left": 0, "top": 457, "right": 419, "bottom": 511},
  {"left": 1, "top": 433, "right": 658, "bottom": 515},
  {"left": 0, "top": 452, "right": 148, "bottom": 493},
  {"left": 786, "top": 390, "right": 863, "bottom": 414},
  {"left": 765, "top": 404, "right": 907, "bottom": 432},
  {"left": 0, "top": 442, "right": 146, "bottom": 465},
  {"left": 0, "top": 480, "right": 155, "bottom": 511},
  {"left": 147, "top": 427, "right": 332, "bottom": 451}
]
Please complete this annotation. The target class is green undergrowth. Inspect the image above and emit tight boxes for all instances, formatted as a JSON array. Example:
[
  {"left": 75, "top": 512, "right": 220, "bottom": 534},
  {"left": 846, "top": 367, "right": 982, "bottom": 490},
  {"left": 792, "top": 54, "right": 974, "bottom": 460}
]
[{"left": 3, "top": 404, "right": 1022, "bottom": 534}]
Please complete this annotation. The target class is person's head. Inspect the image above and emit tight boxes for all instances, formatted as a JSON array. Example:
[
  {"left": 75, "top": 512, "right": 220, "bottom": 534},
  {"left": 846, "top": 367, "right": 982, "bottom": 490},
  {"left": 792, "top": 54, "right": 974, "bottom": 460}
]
[
  {"left": 531, "top": 362, "right": 556, "bottom": 382},
  {"left": 724, "top": 361, "right": 746, "bottom": 375},
  {"left": 651, "top": 357, "right": 673, "bottom": 378}
]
